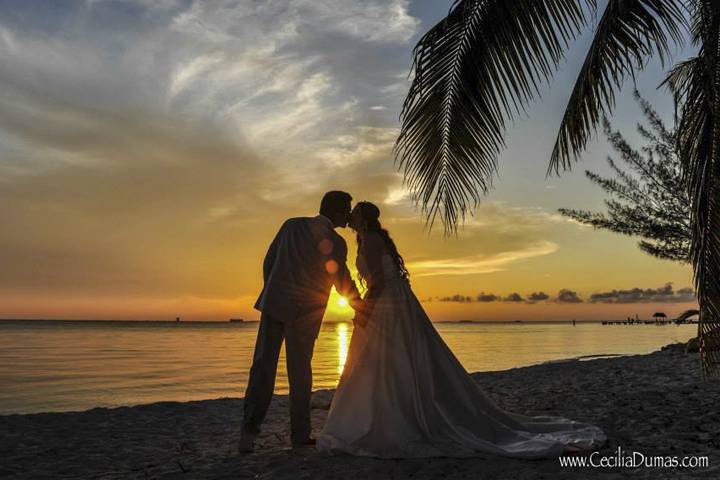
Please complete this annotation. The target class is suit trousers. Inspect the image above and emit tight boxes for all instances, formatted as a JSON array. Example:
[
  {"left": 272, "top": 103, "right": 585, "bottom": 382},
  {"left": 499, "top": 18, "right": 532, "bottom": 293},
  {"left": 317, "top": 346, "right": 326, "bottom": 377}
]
[{"left": 242, "top": 312, "right": 318, "bottom": 443}]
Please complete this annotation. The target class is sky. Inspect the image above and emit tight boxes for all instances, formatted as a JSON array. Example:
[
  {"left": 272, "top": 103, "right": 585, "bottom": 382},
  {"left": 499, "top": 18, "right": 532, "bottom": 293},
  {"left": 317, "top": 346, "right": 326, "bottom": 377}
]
[{"left": 0, "top": 0, "right": 699, "bottom": 321}]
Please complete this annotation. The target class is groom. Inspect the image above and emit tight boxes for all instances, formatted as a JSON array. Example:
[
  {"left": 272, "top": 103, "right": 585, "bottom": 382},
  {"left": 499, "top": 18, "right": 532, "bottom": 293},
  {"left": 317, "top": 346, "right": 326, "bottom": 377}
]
[{"left": 239, "top": 191, "right": 362, "bottom": 452}]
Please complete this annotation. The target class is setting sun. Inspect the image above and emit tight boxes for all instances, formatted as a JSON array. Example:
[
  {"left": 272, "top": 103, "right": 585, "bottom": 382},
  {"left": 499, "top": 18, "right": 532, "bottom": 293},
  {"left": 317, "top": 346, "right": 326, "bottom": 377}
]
[{"left": 325, "top": 288, "right": 355, "bottom": 322}]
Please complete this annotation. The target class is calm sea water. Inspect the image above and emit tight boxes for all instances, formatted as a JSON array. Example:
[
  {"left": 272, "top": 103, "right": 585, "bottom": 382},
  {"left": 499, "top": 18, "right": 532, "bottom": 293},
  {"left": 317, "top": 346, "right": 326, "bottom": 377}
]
[{"left": 0, "top": 320, "right": 697, "bottom": 415}]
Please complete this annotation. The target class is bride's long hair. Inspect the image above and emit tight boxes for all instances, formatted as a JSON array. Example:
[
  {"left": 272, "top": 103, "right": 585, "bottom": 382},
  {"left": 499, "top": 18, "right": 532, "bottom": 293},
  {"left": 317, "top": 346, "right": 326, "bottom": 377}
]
[{"left": 352, "top": 201, "right": 410, "bottom": 285}]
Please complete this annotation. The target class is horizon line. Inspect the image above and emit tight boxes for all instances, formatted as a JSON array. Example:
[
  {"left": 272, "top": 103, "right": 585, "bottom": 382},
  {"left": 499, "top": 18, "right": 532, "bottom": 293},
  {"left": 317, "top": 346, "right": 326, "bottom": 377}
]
[{"left": 0, "top": 318, "right": 626, "bottom": 324}]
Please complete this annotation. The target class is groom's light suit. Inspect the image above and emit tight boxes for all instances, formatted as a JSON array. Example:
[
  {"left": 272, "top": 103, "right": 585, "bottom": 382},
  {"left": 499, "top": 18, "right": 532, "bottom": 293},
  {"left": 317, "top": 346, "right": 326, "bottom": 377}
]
[{"left": 243, "top": 214, "right": 360, "bottom": 443}]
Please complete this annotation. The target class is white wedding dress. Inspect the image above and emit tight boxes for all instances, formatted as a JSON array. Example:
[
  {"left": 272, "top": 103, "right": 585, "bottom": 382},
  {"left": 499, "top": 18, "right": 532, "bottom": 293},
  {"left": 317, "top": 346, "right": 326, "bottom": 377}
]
[{"left": 317, "top": 253, "right": 606, "bottom": 459}]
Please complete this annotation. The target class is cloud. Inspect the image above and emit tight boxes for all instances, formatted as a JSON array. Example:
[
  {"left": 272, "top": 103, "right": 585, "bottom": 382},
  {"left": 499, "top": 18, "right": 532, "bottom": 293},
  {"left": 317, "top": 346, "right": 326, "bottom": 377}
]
[
  {"left": 314, "top": 126, "right": 399, "bottom": 168},
  {"left": 461, "top": 202, "right": 575, "bottom": 234},
  {"left": 396, "top": 201, "right": 581, "bottom": 279},
  {"left": 439, "top": 292, "right": 528, "bottom": 304},
  {"left": 436, "top": 291, "right": 546, "bottom": 304},
  {"left": 432, "top": 283, "right": 695, "bottom": 307},
  {"left": 171, "top": 0, "right": 419, "bottom": 46},
  {"left": 168, "top": 52, "right": 226, "bottom": 98},
  {"left": 589, "top": 283, "right": 696, "bottom": 304},
  {"left": 503, "top": 293, "right": 525, "bottom": 303},
  {"left": 0, "top": 106, "right": 280, "bottom": 298},
  {"left": 159, "top": 0, "right": 421, "bottom": 169},
  {"left": 1, "top": 1, "right": 682, "bottom": 321},
  {"left": 0, "top": 24, "right": 288, "bottom": 297},
  {"left": 0, "top": 0, "right": 423, "bottom": 305},
  {"left": 0, "top": 0, "right": 571, "bottom": 308},
  {"left": 477, "top": 293, "right": 499, "bottom": 302},
  {"left": 408, "top": 241, "right": 559, "bottom": 277},
  {"left": 0, "top": 0, "right": 420, "bottom": 177},
  {"left": 528, "top": 292, "right": 550, "bottom": 302},
  {"left": 556, "top": 289, "right": 583, "bottom": 303},
  {"left": 439, "top": 294, "right": 474, "bottom": 303}
]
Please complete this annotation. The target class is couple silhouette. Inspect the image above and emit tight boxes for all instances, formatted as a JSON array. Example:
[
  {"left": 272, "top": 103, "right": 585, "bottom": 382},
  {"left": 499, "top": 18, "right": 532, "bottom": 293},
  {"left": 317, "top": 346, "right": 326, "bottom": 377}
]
[{"left": 239, "top": 191, "right": 605, "bottom": 458}]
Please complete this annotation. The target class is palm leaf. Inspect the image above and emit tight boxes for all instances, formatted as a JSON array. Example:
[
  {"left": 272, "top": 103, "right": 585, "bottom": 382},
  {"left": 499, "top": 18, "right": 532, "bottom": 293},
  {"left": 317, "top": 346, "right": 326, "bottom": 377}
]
[
  {"left": 395, "top": 0, "right": 591, "bottom": 234},
  {"left": 676, "top": 309, "right": 699, "bottom": 322},
  {"left": 550, "top": 0, "right": 686, "bottom": 175}
]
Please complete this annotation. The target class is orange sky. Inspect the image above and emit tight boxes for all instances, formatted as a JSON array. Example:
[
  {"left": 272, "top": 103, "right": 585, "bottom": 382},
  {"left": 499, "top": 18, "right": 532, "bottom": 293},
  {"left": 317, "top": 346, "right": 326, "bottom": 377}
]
[{"left": 0, "top": 0, "right": 698, "bottom": 322}]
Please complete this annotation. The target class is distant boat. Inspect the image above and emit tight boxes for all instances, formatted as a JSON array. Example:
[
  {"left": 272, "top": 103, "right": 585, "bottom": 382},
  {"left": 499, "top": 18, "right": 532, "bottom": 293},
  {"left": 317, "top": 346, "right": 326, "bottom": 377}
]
[{"left": 229, "top": 318, "right": 244, "bottom": 323}]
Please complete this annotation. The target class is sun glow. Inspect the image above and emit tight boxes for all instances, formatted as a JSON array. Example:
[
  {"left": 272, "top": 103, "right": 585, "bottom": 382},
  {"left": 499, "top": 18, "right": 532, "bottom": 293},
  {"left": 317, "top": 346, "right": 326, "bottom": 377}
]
[
  {"left": 337, "top": 322, "right": 349, "bottom": 375},
  {"left": 325, "top": 288, "right": 354, "bottom": 322}
]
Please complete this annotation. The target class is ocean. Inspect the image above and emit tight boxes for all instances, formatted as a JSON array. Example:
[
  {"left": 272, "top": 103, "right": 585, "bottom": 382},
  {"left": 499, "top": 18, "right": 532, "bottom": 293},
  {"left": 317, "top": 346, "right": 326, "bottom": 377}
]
[{"left": 0, "top": 319, "right": 697, "bottom": 415}]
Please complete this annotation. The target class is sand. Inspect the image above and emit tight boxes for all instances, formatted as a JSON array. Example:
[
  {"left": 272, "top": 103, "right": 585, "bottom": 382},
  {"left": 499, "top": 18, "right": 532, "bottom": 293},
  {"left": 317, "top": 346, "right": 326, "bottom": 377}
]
[{"left": 1, "top": 341, "right": 718, "bottom": 479}]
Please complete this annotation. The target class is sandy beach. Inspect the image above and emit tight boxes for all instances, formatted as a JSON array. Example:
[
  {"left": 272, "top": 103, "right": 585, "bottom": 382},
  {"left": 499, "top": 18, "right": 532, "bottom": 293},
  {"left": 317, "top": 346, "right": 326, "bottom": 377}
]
[{"left": 1, "top": 340, "right": 717, "bottom": 480}]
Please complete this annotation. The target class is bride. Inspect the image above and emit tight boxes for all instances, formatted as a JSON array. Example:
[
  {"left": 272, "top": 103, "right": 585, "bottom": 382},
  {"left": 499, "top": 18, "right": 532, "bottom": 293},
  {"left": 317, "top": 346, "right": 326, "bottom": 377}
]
[{"left": 317, "top": 201, "right": 606, "bottom": 459}]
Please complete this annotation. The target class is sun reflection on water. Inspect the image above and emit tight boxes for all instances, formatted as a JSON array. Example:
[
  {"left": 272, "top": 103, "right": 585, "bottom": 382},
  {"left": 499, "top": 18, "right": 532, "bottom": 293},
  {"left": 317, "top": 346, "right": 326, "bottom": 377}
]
[
  {"left": 336, "top": 322, "right": 349, "bottom": 375},
  {"left": 0, "top": 321, "right": 701, "bottom": 414}
]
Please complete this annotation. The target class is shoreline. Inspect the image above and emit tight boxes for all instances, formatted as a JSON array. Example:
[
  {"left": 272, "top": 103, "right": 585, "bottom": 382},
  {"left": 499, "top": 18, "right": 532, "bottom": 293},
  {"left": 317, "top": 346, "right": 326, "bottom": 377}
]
[
  {"left": 2, "top": 341, "right": 718, "bottom": 479},
  {"left": 0, "top": 351, "right": 654, "bottom": 418}
]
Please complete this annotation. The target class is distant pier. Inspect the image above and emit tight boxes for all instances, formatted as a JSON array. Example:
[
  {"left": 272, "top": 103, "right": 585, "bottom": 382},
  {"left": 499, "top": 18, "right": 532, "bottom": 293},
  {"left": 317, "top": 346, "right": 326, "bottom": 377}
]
[{"left": 601, "top": 318, "right": 698, "bottom": 325}]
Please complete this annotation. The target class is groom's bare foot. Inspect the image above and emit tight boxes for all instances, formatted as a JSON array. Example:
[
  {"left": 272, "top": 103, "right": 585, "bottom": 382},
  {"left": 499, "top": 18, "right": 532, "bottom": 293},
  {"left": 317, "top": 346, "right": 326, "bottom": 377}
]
[{"left": 238, "top": 433, "right": 257, "bottom": 453}]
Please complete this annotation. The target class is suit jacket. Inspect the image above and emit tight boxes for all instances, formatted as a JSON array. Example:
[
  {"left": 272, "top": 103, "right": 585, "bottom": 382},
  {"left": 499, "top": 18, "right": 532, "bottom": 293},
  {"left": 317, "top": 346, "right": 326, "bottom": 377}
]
[{"left": 254, "top": 215, "right": 359, "bottom": 334}]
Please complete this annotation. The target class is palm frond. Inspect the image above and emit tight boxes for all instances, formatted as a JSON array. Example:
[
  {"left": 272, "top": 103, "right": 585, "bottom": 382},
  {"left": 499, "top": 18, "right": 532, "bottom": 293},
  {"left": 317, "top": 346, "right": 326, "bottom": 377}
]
[
  {"left": 395, "top": 0, "right": 591, "bottom": 234},
  {"left": 665, "top": 0, "right": 720, "bottom": 377},
  {"left": 676, "top": 309, "right": 699, "bottom": 322},
  {"left": 549, "top": 0, "right": 686, "bottom": 175}
]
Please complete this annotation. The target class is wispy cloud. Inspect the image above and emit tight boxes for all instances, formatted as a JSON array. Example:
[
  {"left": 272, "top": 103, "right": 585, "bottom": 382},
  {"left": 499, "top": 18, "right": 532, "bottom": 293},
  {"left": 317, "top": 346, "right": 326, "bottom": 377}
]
[
  {"left": 0, "top": 1, "right": 695, "bottom": 321},
  {"left": 460, "top": 202, "right": 575, "bottom": 234},
  {"left": 409, "top": 241, "right": 559, "bottom": 277},
  {"left": 0, "top": 0, "right": 421, "bottom": 304},
  {"left": 161, "top": 0, "right": 420, "bottom": 166}
]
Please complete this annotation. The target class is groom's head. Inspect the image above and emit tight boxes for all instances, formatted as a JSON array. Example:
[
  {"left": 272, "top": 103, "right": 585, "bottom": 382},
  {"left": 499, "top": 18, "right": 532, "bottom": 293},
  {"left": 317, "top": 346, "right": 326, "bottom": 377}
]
[{"left": 320, "top": 191, "right": 353, "bottom": 228}]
